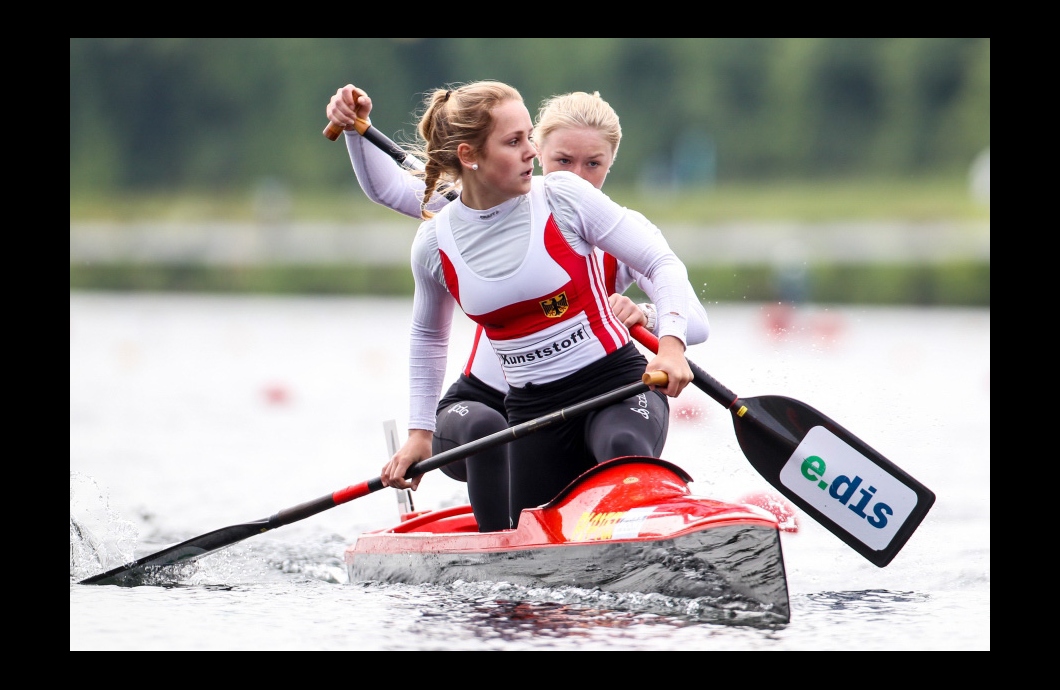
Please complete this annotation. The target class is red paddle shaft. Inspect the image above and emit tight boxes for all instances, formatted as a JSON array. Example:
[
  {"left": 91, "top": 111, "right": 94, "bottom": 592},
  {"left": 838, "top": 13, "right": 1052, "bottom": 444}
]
[{"left": 629, "top": 325, "right": 739, "bottom": 409}]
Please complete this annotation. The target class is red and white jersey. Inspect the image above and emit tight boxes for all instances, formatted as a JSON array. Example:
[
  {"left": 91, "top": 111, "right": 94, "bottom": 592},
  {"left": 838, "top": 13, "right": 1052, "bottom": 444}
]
[
  {"left": 344, "top": 140, "right": 709, "bottom": 399},
  {"left": 435, "top": 191, "right": 629, "bottom": 388},
  {"left": 461, "top": 248, "right": 618, "bottom": 392},
  {"left": 461, "top": 325, "right": 507, "bottom": 391},
  {"left": 409, "top": 171, "right": 693, "bottom": 430}
]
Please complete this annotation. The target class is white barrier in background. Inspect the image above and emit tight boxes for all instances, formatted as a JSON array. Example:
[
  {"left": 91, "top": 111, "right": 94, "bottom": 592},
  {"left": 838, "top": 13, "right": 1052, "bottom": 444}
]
[{"left": 69, "top": 220, "right": 990, "bottom": 266}]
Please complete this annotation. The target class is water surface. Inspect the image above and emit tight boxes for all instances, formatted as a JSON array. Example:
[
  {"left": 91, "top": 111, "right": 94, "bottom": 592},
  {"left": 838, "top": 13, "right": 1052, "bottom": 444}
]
[{"left": 70, "top": 294, "right": 990, "bottom": 650}]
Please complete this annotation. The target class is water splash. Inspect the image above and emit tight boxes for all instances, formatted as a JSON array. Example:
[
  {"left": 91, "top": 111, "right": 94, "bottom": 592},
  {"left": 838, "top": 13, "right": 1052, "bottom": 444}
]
[{"left": 70, "top": 471, "right": 140, "bottom": 581}]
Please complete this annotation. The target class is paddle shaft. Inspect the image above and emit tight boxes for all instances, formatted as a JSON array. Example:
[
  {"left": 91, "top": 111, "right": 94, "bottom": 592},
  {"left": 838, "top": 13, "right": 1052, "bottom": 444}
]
[
  {"left": 630, "top": 326, "right": 738, "bottom": 409},
  {"left": 79, "top": 373, "right": 663, "bottom": 585},
  {"left": 630, "top": 328, "right": 800, "bottom": 442},
  {"left": 240, "top": 371, "right": 665, "bottom": 527},
  {"left": 324, "top": 117, "right": 459, "bottom": 201},
  {"left": 630, "top": 324, "right": 934, "bottom": 567}
]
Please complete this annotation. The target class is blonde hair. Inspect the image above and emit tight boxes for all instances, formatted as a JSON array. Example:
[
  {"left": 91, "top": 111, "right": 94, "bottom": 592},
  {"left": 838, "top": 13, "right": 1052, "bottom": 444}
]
[
  {"left": 411, "top": 80, "right": 524, "bottom": 219},
  {"left": 534, "top": 91, "right": 622, "bottom": 162}
]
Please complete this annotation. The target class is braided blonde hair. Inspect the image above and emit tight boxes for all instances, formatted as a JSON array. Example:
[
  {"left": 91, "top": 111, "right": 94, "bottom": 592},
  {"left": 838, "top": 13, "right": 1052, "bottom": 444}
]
[{"left": 411, "top": 80, "right": 524, "bottom": 220}]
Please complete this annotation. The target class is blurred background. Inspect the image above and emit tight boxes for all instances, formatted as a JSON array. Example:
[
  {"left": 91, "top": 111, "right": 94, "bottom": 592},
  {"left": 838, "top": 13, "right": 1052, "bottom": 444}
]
[{"left": 70, "top": 38, "right": 990, "bottom": 305}]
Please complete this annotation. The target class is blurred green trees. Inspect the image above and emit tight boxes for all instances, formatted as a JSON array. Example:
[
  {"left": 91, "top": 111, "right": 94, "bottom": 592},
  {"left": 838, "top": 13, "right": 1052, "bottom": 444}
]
[{"left": 70, "top": 38, "right": 989, "bottom": 196}]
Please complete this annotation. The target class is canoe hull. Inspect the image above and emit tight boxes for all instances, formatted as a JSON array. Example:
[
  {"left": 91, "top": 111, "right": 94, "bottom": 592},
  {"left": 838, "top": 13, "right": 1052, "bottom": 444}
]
[{"left": 346, "top": 456, "right": 790, "bottom": 621}]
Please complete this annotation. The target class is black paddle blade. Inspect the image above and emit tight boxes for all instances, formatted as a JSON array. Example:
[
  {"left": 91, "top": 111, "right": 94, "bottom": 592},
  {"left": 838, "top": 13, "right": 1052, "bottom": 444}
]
[
  {"left": 79, "top": 519, "right": 271, "bottom": 586},
  {"left": 730, "top": 395, "right": 935, "bottom": 567}
]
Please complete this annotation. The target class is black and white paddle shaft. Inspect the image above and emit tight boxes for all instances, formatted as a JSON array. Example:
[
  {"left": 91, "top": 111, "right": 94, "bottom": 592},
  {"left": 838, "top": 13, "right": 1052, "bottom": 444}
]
[{"left": 631, "top": 325, "right": 934, "bottom": 567}]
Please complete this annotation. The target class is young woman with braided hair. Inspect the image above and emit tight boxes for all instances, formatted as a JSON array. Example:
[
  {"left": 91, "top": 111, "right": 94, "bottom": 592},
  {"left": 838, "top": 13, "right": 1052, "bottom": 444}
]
[{"left": 327, "top": 82, "right": 704, "bottom": 531}]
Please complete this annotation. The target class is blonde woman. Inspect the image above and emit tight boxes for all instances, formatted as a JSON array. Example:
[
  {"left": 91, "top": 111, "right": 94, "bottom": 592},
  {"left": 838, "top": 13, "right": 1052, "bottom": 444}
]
[{"left": 328, "top": 83, "right": 704, "bottom": 531}]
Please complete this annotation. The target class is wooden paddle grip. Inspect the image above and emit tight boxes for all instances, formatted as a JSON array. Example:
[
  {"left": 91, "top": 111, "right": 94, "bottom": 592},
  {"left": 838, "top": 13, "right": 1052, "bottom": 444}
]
[
  {"left": 324, "top": 121, "right": 343, "bottom": 140},
  {"left": 324, "top": 117, "right": 372, "bottom": 141},
  {"left": 642, "top": 371, "right": 668, "bottom": 386}
]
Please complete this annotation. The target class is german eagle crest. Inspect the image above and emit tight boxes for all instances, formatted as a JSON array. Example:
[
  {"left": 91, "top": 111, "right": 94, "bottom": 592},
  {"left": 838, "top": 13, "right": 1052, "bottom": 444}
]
[{"left": 540, "top": 292, "right": 569, "bottom": 317}]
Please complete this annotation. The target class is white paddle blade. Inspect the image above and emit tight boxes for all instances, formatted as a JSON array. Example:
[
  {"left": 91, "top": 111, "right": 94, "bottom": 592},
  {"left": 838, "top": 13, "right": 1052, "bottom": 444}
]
[{"left": 384, "top": 419, "right": 414, "bottom": 516}]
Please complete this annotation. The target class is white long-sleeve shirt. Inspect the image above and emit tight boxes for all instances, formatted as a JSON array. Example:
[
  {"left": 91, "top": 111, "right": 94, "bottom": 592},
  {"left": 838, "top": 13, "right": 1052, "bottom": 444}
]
[
  {"left": 407, "top": 172, "right": 694, "bottom": 430},
  {"left": 342, "top": 127, "right": 710, "bottom": 368}
]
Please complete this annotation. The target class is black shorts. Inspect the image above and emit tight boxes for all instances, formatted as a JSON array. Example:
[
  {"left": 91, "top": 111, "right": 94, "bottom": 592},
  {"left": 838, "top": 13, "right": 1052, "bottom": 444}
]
[{"left": 503, "top": 343, "right": 669, "bottom": 524}]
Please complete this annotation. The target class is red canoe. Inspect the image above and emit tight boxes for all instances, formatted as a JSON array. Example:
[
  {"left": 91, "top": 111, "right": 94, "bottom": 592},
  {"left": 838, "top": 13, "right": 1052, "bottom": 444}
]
[{"left": 346, "top": 456, "right": 791, "bottom": 622}]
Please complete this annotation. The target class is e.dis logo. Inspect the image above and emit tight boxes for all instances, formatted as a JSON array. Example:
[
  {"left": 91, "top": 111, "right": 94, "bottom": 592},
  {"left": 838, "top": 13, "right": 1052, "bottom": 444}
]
[
  {"left": 779, "top": 426, "right": 919, "bottom": 552},
  {"left": 799, "top": 455, "right": 891, "bottom": 528}
]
